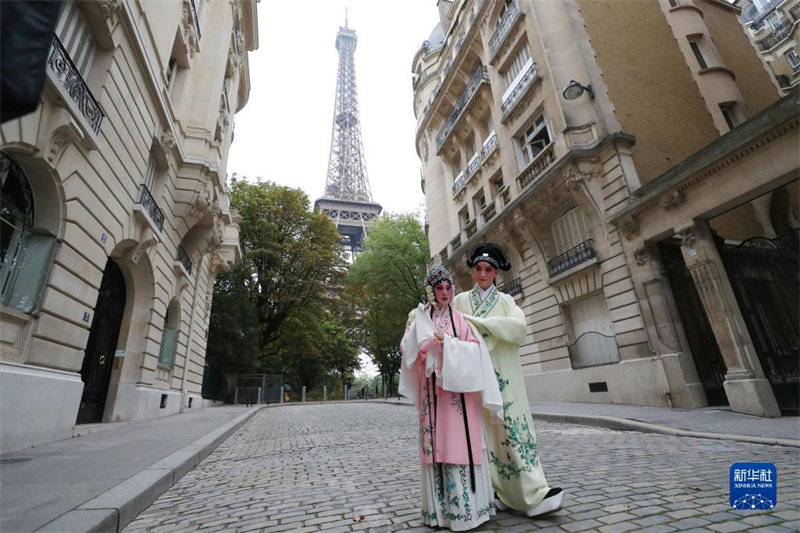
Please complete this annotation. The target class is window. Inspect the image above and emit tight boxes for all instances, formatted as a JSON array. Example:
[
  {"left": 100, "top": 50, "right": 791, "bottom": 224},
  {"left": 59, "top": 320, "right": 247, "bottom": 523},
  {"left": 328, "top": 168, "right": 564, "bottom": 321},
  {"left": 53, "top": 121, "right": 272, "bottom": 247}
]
[
  {"left": 466, "top": 135, "right": 476, "bottom": 159},
  {"left": 166, "top": 57, "right": 177, "bottom": 89},
  {"left": 496, "top": 0, "right": 513, "bottom": 28},
  {"left": 786, "top": 48, "right": 800, "bottom": 71},
  {"left": 503, "top": 44, "right": 532, "bottom": 88},
  {"left": 519, "top": 114, "right": 551, "bottom": 166},
  {"left": 158, "top": 301, "right": 180, "bottom": 368},
  {"left": 766, "top": 12, "right": 781, "bottom": 31},
  {"left": 143, "top": 156, "right": 158, "bottom": 191},
  {"left": 689, "top": 40, "right": 708, "bottom": 70},
  {"left": 459, "top": 207, "right": 470, "bottom": 229},
  {"left": 474, "top": 193, "right": 486, "bottom": 214},
  {"left": 719, "top": 104, "right": 739, "bottom": 130},
  {"left": 485, "top": 115, "right": 494, "bottom": 137},
  {"left": 451, "top": 155, "right": 462, "bottom": 177},
  {"left": 551, "top": 206, "right": 590, "bottom": 256},
  {"left": 495, "top": 176, "right": 506, "bottom": 192},
  {"left": 54, "top": 0, "right": 97, "bottom": 77},
  {"left": 668, "top": 0, "right": 679, "bottom": 7},
  {"left": 0, "top": 153, "right": 58, "bottom": 315}
]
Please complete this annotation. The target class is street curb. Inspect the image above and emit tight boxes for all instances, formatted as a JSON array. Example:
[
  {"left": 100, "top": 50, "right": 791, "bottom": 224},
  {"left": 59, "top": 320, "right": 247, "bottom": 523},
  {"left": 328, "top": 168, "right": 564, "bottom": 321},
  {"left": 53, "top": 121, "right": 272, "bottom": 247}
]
[
  {"left": 530, "top": 413, "right": 800, "bottom": 448},
  {"left": 371, "top": 399, "right": 800, "bottom": 448},
  {"left": 35, "top": 405, "right": 266, "bottom": 533}
]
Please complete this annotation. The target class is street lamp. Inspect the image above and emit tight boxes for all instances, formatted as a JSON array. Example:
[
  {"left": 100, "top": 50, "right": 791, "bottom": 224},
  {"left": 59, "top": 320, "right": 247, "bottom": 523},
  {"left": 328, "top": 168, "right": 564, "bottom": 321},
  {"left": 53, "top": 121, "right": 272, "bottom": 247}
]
[{"left": 563, "top": 80, "right": 594, "bottom": 100}]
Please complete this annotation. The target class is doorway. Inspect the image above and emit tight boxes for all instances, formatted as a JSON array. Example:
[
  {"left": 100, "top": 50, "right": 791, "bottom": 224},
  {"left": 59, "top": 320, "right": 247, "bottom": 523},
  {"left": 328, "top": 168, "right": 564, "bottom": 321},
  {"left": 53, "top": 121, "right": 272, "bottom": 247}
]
[{"left": 77, "top": 259, "right": 126, "bottom": 424}]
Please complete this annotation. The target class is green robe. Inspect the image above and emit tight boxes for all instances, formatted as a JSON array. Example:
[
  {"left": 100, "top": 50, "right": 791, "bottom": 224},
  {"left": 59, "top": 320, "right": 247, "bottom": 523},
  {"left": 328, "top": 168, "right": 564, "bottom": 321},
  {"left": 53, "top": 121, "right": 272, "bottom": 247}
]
[{"left": 453, "top": 285, "right": 551, "bottom": 511}]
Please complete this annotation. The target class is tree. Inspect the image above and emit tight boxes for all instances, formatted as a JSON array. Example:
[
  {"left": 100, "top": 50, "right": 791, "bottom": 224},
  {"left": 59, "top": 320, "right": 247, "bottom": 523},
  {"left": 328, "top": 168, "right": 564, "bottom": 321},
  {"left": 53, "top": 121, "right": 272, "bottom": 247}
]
[{"left": 345, "top": 213, "right": 428, "bottom": 395}]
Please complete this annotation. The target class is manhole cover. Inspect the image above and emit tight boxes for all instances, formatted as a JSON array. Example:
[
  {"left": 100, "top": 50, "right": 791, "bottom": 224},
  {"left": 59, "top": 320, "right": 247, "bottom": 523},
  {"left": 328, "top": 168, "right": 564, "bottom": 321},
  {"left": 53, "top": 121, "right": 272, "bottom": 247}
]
[{"left": 0, "top": 457, "right": 32, "bottom": 464}]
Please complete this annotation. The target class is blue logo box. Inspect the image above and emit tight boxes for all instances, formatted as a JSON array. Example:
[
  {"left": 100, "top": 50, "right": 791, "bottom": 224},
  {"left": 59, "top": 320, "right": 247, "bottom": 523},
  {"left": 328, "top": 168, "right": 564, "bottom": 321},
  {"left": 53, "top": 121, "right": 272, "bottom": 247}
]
[{"left": 730, "top": 463, "right": 777, "bottom": 510}]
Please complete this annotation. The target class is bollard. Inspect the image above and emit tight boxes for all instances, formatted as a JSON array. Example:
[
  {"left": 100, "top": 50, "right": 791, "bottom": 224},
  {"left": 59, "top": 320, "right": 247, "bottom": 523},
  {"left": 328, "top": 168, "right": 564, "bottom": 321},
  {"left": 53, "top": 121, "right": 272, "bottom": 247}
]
[
  {"left": 302, "top": 386, "right": 306, "bottom": 402},
  {"left": 323, "top": 385, "right": 327, "bottom": 402}
]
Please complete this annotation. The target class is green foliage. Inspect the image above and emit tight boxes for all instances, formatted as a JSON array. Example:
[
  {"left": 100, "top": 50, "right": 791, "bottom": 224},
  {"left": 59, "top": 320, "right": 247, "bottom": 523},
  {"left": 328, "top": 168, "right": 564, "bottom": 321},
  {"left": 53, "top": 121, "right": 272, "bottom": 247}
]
[{"left": 345, "top": 213, "right": 429, "bottom": 392}]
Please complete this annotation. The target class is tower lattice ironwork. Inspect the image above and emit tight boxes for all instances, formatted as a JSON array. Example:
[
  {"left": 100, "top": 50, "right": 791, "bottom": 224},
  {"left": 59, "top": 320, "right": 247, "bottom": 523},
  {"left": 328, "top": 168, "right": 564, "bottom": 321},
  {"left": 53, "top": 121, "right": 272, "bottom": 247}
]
[{"left": 314, "top": 17, "right": 381, "bottom": 255}]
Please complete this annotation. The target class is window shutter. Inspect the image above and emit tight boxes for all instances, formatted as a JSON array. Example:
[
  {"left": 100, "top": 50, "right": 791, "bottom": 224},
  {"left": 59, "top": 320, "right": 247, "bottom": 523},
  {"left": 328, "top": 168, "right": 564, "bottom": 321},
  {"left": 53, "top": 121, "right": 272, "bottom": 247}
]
[
  {"left": 158, "top": 326, "right": 179, "bottom": 367},
  {"left": 552, "top": 207, "right": 589, "bottom": 255},
  {"left": 2, "top": 228, "right": 58, "bottom": 314},
  {"left": 55, "top": 0, "right": 97, "bottom": 78}
]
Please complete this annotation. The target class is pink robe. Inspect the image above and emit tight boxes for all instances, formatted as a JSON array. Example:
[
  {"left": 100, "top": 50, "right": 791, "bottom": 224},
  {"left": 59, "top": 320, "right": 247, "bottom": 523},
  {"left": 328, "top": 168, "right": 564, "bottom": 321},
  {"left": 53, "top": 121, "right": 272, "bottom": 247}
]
[{"left": 411, "top": 306, "right": 484, "bottom": 466}]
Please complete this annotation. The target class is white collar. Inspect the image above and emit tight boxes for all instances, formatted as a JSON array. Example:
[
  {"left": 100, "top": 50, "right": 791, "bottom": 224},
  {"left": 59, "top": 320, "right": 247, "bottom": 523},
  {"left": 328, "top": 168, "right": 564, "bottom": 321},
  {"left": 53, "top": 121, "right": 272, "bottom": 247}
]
[{"left": 476, "top": 284, "right": 494, "bottom": 302}]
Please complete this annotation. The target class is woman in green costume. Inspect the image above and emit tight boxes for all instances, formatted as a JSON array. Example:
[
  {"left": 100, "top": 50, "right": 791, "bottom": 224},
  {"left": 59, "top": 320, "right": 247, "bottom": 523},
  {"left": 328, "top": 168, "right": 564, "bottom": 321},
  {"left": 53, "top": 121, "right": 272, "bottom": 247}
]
[{"left": 453, "top": 242, "right": 564, "bottom": 517}]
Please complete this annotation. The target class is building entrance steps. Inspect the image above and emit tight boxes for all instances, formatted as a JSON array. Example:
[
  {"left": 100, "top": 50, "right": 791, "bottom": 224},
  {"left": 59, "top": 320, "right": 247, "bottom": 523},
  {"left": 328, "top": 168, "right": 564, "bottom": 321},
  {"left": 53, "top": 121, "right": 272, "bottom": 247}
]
[
  {"left": 0, "top": 405, "right": 262, "bottom": 533},
  {"left": 379, "top": 397, "right": 800, "bottom": 447}
]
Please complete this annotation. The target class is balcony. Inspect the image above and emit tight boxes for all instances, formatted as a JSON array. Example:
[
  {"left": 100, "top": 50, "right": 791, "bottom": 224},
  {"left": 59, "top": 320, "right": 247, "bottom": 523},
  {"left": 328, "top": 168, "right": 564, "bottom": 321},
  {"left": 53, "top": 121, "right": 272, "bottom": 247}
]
[
  {"left": 452, "top": 171, "right": 466, "bottom": 197},
  {"left": 137, "top": 184, "right": 165, "bottom": 232},
  {"left": 547, "top": 239, "right": 596, "bottom": 278},
  {"left": 450, "top": 234, "right": 463, "bottom": 252},
  {"left": 480, "top": 132, "right": 498, "bottom": 161},
  {"left": 177, "top": 245, "right": 193, "bottom": 276},
  {"left": 776, "top": 74, "right": 792, "bottom": 87},
  {"left": 465, "top": 154, "right": 481, "bottom": 181},
  {"left": 500, "top": 187, "right": 511, "bottom": 207},
  {"left": 517, "top": 143, "right": 556, "bottom": 190},
  {"left": 436, "top": 65, "right": 489, "bottom": 151},
  {"left": 501, "top": 62, "right": 540, "bottom": 121},
  {"left": 481, "top": 200, "right": 497, "bottom": 224},
  {"left": 440, "top": 247, "right": 449, "bottom": 264},
  {"left": 465, "top": 219, "right": 477, "bottom": 238},
  {"left": 48, "top": 36, "right": 104, "bottom": 135},
  {"left": 222, "top": 81, "right": 230, "bottom": 113},
  {"left": 498, "top": 277, "right": 522, "bottom": 296},
  {"left": 791, "top": 4, "right": 800, "bottom": 21},
  {"left": 756, "top": 20, "right": 793, "bottom": 51},
  {"left": 488, "top": 0, "right": 523, "bottom": 60}
]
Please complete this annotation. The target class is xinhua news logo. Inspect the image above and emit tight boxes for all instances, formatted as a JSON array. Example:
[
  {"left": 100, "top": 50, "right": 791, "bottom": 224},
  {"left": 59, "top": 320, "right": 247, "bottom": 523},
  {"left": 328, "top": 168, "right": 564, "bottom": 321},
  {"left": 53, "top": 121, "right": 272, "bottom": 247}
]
[{"left": 730, "top": 463, "right": 777, "bottom": 510}]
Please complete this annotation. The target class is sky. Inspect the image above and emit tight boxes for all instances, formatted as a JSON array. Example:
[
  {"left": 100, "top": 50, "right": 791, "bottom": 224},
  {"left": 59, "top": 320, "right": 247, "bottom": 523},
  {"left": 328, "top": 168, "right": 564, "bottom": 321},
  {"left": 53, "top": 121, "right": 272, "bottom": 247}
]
[{"left": 227, "top": 0, "right": 436, "bottom": 216}]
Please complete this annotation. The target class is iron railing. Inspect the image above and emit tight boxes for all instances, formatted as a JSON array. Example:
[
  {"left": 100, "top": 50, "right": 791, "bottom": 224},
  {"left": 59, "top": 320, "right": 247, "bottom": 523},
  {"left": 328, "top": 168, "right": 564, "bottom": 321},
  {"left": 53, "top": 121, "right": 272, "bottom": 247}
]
[
  {"left": 190, "top": 0, "right": 202, "bottom": 40},
  {"left": 465, "top": 154, "right": 481, "bottom": 180},
  {"left": 568, "top": 331, "right": 620, "bottom": 369},
  {"left": 452, "top": 172, "right": 466, "bottom": 197},
  {"left": 488, "top": 0, "right": 522, "bottom": 58},
  {"left": 776, "top": 74, "right": 792, "bottom": 87},
  {"left": 138, "top": 184, "right": 165, "bottom": 231},
  {"left": 547, "top": 239, "right": 595, "bottom": 278},
  {"left": 517, "top": 143, "right": 555, "bottom": 190},
  {"left": 501, "top": 62, "right": 538, "bottom": 119},
  {"left": 177, "top": 245, "right": 193, "bottom": 275},
  {"left": 480, "top": 132, "right": 498, "bottom": 160},
  {"left": 436, "top": 65, "right": 488, "bottom": 150},
  {"left": 756, "top": 19, "right": 792, "bottom": 51},
  {"left": 790, "top": 3, "right": 800, "bottom": 20},
  {"left": 232, "top": 25, "right": 240, "bottom": 58},
  {"left": 222, "top": 80, "right": 230, "bottom": 113},
  {"left": 498, "top": 277, "right": 522, "bottom": 296},
  {"left": 48, "top": 36, "right": 104, "bottom": 134}
]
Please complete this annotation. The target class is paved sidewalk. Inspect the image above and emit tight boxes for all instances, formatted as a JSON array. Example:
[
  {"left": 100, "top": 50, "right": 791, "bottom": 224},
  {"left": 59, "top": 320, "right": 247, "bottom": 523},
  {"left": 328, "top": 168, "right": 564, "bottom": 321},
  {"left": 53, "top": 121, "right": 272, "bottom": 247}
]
[
  {"left": 0, "top": 405, "right": 259, "bottom": 533},
  {"left": 378, "top": 397, "right": 800, "bottom": 446}
]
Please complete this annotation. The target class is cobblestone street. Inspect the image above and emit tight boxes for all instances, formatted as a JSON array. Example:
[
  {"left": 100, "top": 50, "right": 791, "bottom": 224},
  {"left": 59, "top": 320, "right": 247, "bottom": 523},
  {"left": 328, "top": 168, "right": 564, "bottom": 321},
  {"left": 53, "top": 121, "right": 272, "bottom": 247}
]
[{"left": 124, "top": 403, "right": 800, "bottom": 533}]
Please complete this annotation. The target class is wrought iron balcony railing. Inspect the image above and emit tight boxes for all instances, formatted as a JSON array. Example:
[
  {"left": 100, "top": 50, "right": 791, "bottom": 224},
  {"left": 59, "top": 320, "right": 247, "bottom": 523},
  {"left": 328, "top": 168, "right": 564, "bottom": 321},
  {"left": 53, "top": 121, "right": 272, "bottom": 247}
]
[
  {"left": 222, "top": 81, "right": 230, "bottom": 113},
  {"left": 465, "top": 154, "right": 481, "bottom": 181},
  {"left": 776, "top": 74, "right": 791, "bottom": 87},
  {"left": 488, "top": 0, "right": 522, "bottom": 58},
  {"left": 49, "top": 36, "right": 104, "bottom": 134},
  {"left": 436, "top": 65, "right": 488, "bottom": 150},
  {"left": 480, "top": 132, "right": 498, "bottom": 161},
  {"left": 517, "top": 143, "right": 555, "bottom": 190},
  {"left": 177, "top": 245, "right": 193, "bottom": 275},
  {"left": 547, "top": 239, "right": 595, "bottom": 278},
  {"left": 138, "top": 184, "right": 165, "bottom": 231},
  {"left": 501, "top": 62, "right": 539, "bottom": 119},
  {"left": 190, "top": 0, "right": 202, "bottom": 40},
  {"left": 756, "top": 19, "right": 793, "bottom": 51},
  {"left": 498, "top": 277, "right": 522, "bottom": 296},
  {"left": 452, "top": 172, "right": 466, "bottom": 197},
  {"left": 791, "top": 3, "right": 800, "bottom": 21}
]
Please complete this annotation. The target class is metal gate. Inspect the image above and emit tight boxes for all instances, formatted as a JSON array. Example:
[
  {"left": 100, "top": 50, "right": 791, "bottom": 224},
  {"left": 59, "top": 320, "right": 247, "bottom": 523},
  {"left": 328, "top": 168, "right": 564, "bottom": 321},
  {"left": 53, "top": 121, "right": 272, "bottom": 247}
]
[
  {"left": 659, "top": 242, "right": 729, "bottom": 406},
  {"left": 718, "top": 231, "right": 799, "bottom": 414},
  {"left": 231, "top": 374, "right": 282, "bottom": 404},
  {"left": 78, "top": 259, "right": 126, "bottom": 424}
]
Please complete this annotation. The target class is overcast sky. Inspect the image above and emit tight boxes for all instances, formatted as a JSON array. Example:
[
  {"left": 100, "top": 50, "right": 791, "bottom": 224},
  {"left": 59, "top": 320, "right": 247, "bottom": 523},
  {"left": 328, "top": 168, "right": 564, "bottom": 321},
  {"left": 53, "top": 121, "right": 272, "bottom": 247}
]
[{"left": 227, "top": 0, "right": 435, "bottom": 217}]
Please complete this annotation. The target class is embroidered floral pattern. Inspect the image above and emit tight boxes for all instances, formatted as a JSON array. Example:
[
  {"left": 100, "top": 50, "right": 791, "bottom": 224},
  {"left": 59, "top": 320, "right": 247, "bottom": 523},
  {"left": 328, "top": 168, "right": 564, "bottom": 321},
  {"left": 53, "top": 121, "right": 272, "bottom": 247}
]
[
  {"left": 489, "top": 401, "right": 540, "bottom": 480},
  {"left": 470, "top": 286, "right": 500, "bottom": 318},
  {"left": 495, "top": 370, "right": 509, "bottom": 392}
]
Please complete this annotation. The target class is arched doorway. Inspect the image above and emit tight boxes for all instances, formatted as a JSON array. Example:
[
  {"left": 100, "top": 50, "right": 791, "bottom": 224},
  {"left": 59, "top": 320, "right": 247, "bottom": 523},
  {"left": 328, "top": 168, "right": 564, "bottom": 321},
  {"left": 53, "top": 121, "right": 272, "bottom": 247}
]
[{"left": 78, "top": 259, "right": 127, "bottom": 424}]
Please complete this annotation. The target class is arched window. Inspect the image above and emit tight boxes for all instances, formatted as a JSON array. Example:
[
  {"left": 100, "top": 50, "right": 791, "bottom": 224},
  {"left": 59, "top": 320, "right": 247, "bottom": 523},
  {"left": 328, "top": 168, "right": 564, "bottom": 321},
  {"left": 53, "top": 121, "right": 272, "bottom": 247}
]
[
  {"left": 157, "top": 300, "right": 181, "bottom": 368},
  {"left": 0, "top": 152, "right": 58, "bottom": 314}
]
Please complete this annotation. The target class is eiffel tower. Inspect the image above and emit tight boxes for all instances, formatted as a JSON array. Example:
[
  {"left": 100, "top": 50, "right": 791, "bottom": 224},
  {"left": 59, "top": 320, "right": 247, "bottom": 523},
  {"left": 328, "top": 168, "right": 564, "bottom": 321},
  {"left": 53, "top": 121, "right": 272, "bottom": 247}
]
[{"left": 315, "top": 15, "right": 382, "bottom": 256}]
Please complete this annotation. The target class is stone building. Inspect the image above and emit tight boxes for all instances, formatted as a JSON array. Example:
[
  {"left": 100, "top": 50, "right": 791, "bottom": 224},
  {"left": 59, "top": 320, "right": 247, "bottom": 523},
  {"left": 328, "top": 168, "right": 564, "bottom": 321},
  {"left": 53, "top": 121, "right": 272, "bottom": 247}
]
[
  {"left": 0, "top": 0, "right": 258, "bottom": 452},
  {"left": 413, "top": 0, "right": 797, "bottom": 417},
  {"left": 740, "top": 0, "right": 800, "bottom": 93}
]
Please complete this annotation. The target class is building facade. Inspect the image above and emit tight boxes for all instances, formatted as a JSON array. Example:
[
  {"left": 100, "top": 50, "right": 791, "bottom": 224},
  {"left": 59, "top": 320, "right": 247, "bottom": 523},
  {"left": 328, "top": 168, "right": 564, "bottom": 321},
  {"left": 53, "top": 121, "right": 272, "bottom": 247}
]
[
  {"left": 413, "top": 0, "right": 796, "bottom": 417},
  {"left": 741, "top": 0, "right": 800, "bottom": 93},
  {"left": 0, "top": 0, "right": 258, "bottom": 453}
]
